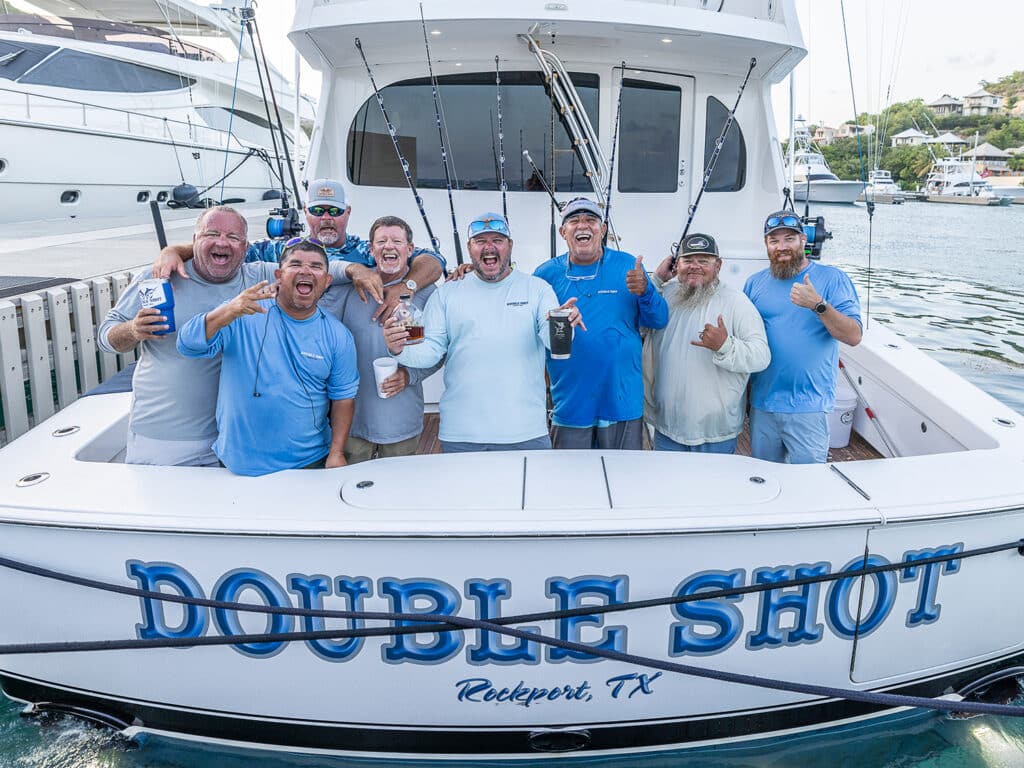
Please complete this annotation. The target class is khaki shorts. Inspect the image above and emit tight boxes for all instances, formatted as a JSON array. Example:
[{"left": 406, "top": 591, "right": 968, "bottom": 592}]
[{"left": 344, "top": 434, "right": 420, "bottom": 464}]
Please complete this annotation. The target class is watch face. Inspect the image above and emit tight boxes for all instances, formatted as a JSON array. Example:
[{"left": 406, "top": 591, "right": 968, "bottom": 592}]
[
  {"left": 815, "top": 302, "right": 827, "bottom": 314},
  {"left": 405, "top": 279, "right": 417, "bottom": 291}
]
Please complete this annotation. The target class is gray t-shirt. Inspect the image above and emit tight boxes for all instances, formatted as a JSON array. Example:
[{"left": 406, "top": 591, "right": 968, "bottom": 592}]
[
  {"left": 97, "top": 261, "right": 277, "bottom": 443},
  {"left": 333, "top": 279, "right": 439, "bottom": 444}
]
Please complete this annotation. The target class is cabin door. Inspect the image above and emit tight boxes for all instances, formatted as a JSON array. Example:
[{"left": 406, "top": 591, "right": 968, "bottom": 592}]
[{"left": 605, "top": 67, "right": 695, "bottom": 267}]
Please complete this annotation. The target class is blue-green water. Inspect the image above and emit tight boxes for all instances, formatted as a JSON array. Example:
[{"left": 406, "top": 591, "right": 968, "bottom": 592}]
[{"left": 2, "top": 201, "right": 1023, "bottom": 766}]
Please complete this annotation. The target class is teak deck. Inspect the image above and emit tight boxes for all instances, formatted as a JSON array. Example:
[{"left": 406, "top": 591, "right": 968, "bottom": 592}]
[{"left": 416, "top": 414, "right": 883, "bottom": 462}]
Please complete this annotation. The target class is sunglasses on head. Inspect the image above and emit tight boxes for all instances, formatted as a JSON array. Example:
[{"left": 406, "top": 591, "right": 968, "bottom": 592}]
[
  {"left": 308, "top": 205, "right": 345, "bottom": 217},
  {"left": 468, "top": 218, "right": 510, "bottom": 236},
  {"left": 282, "top": 236, "right": 326, "bottom": 253},
  {"left": 764, "top": 214, "right": 802, "bottom": 234}
]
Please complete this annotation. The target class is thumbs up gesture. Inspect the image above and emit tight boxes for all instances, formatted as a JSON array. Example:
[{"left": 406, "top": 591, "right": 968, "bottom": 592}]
[
  {"left": 790, "top": 273, "right": 823, "bottom": 309},
  {"left": 692, "top": 314, "right": 728, "bottom": 351},
  {"left": 626, "top": 255, "right": 648, "bottom": 295}
]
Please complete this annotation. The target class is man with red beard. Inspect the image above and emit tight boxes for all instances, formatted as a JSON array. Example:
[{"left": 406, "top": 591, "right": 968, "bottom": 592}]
[
  {"left": 743, "top": 210, "right": 862, "bottom": 464},
  {"left": 646, "top": 233, "right": 769, "bottom": 453},
  {"left": 177, "top": 239, "right": 359, "bottom": 476}
]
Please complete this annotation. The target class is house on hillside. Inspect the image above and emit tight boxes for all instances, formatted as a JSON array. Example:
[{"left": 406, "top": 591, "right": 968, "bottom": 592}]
[
  {"left": 926, "top": 132, "right": 969, "bottom": 150},
  {"left": 891, "top": 128, "right": 928, "bottom": 147},
  {"left": 813, "top": 125, "right": 837, "bottom": 145},
  {"left": 963, "top": 142, "right": 1011, "bottom": 175},
  {"left": 962, "top": 89, "right": 1003, "bottom": 116},
  {"left": 836, "top": 123, "right": 874, "bottom": 140},
  {"left": 927, "top": 94, "right": 963, "bottom": 116}
]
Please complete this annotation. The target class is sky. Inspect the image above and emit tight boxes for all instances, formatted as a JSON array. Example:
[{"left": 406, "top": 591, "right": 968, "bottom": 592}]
[
  {"left": 253, "top": 1, "right": 1022, "bottom": 137},
  {"left": 769, "top": 0, "right": 1023, "bottom": 134}
]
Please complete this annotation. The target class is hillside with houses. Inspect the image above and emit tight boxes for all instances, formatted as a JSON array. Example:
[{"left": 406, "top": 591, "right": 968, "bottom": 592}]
[{"left": 801, "top": 71, "right": 1024, "bottom": 189}]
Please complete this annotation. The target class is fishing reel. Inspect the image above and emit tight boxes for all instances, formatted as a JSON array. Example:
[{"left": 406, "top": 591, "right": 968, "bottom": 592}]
[
  {"left": 802, "top": 215, "right": 832, "bottom": 259},
  {"left": 266, "top": 207, "right": 303, "bottom": 239}
]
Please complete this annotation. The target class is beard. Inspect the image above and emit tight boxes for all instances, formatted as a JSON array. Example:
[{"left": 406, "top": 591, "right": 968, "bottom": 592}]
[
  {"left": 769, "top": 254, "right": 803, "bottom": 280},
  {"left": 670, "top": 278, "right": 719, "bottom": 310},
  {"left": 315, "top": 227, "right": 340, "bottom": 246}
]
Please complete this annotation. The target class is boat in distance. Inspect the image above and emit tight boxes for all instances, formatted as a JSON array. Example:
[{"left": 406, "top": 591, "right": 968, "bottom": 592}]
[
  {"left": 2, "top": 0, "right": 1024, "bottom": 761},
  {"left": 858, "top": 169, "right": 905, "bottom": 204},
  {"left": 789, "top": 120, "right": 864, "bottom": 205}
]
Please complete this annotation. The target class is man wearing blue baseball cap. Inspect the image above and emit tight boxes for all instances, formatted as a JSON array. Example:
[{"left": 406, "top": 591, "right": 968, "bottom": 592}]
[
  {"left": 154, "top": 178, "right": 445, "bottom": 322},
  {"left": 533, "top": 197, "right": 668, "bottom": 450},
  {"left": 384, "top": 213, "right": 583, "bottom": 452},
  {"left": 743, "top": 210, "right": 862, "bottom": 464}
]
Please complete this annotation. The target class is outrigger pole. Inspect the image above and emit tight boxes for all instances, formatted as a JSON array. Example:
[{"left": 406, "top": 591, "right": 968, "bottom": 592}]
[
  {"left": 672, "top": 57, "right": 756, "bottom": 267},
  {"left": 603, "top": 62, "right": 625, "bottom": 247},
  {"left": 495, "top": 56, "right": 508, "bottom": 221},
  {"left": 355, "top": 38, "right": 445, "bottom": 259},
  {"left": 419, "top": 5, "right": 464, "bottom": 265}
]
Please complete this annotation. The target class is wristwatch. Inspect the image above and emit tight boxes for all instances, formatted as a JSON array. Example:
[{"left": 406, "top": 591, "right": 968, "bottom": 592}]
[
  {"left": 405, "top": 279, "right": 418, "bottom": 293},
  {"left": 814, "top": 300, "right": 828, "bottom": 315}
]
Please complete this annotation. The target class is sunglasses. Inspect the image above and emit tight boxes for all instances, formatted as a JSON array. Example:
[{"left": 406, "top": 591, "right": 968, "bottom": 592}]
[
  {"left": 468, "top": 218, "right": 510, "bottom": 237},
  {"left": 308, "top": 205, "right": 345, "bottom": 217},
  {"left": 282, "top": 236, "right": 327, "bottom": 254},
  {"left": 764, "top": 214, "right": 802, "bottom": 234}
]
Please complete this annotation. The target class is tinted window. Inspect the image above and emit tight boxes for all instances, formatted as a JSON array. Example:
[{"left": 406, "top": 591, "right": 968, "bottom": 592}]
[
  {"left": 19, "top": 49, "right": 193, "bottom": 92},
  {"left": 704, "top": 96, "right": 746, "bottom": 192},
  {"left": 348, "top": 71, "right": 598, "bottom": 193},
  {"left": 617, "top": 79, "right": 680, "bottom": 193},
  {"left": 0, "top": 39, "right": 57, "bottom": 81}
]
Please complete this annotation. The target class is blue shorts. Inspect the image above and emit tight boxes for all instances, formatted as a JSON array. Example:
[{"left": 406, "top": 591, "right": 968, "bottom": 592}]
[
  {"left": 654, "top": 431, "right": 738, "bottom": 454},
  {"left": 749, "top": 409, "right": 829, "bottom": 464},
  {"left": 440, "top": 435, "right": 551, "bottom": 453}
]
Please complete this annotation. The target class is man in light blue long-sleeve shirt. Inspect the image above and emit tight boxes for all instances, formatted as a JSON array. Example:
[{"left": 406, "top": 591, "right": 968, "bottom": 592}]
[{"left": 383, "top": 213, "right": 582, "bottom": 453}]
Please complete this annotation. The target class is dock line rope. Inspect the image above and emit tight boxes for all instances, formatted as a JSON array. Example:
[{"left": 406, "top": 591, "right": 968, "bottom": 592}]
[{"left": 0, "top": 540, "right": 1022, "bottom": 718}]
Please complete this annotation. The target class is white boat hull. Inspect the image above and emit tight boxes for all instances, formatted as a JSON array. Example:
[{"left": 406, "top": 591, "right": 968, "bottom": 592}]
[
  {"left": 793, "top": 180, "right": 866, "bottom": 204},
  {"left": 2, "top": 328, "right": 1024, "bottom": 758}
]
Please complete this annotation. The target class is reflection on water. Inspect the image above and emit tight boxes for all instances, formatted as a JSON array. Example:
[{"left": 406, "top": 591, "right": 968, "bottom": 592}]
[{"left": 2, "top": 203, "right": 1023, "bottom": 766}]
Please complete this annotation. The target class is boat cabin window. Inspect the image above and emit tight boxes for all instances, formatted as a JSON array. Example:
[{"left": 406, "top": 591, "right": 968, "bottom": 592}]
[
  {"left": 704, "top": 96, "right": 746, "bottom": 192},
  {"left": 17, "top": 49, "right": 194, "bottom": 92},
  {"left": 347, "top": 71, "right": 599, "bottom": 193},
  {"left": 0, "top": 39, "right": 57, "bottom": 81},
  {"left": 617, "top": 78, "right": 681, "bottom": 193},
  {"left": 196, "top": 106, "right": 287, "bottom": 146}
]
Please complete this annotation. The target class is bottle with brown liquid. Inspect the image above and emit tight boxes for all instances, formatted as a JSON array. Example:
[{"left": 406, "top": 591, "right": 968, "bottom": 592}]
[{"left": 392, "top": 293, "right": 424, "bottom": 344}]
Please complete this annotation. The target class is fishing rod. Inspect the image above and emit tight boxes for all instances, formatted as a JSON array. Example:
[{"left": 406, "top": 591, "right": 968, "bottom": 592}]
[
  {"left": 419, "top": 4, "right": 464, "bottom": 265},
  {"left": 522, "top": 150, "right": 560, "bottom": 208},
  {"left": 355, "top": 37, "right": 444, "bottom": 258},
  {"left": 672, "top": 57, "right": 756, "bottom": 268},
  {"left": 495, "top": 56, "right": 508, "bottom": 221},
  {"left": 602, "top": 62, "right": 624, "bottom": 247}
]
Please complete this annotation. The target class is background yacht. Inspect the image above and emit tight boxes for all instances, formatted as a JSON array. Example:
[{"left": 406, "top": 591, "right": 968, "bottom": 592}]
[
  {"left": 789, "top": 120, "right": 864, "bottom": 204},
  {"left": 923, "top": 157, "right": 1012, "bottom": 205},
  {"left": 0, "top": 0, "right": 314, "bottom": 226},
  {"left": 859, "top": 168, "right": 905, "bottom": 204}
]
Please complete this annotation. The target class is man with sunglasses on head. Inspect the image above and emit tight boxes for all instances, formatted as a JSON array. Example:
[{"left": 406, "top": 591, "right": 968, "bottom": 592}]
[
  {"left": 177, "top": 239, "right": 359, "bottom": 476},
  {"left": 743, "top": 210, "right": 862, "bottom": 464},
  {"left": 645, "top": 234, "right": 769, "bottom": 453},
  {"left": 533, "top": 197, "right": 667, "bottom": 450},
  {"left": 383, "top": 213, "right": 583, "bottom": 453},
  {"left": 155, "top": 179, "right": 445, "bottom": 322},
  {"left": 335, "top": 215, "right": 441, "bottom": 463}
]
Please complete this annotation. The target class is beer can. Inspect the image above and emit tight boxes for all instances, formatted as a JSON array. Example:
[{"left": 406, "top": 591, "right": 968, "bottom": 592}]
[{"left": 138, "top": 278, "right": 176, "bottom": 335}]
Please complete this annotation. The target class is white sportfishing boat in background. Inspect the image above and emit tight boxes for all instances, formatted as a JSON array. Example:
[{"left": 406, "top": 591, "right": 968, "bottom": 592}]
[
  {"left": 923, "top": 157, "right": 1013, "bottom": 206},
  {"left": 859, "top": 168, "right": 904, "bottom": 204},
  {"left": 1, "top": 0, "right": 1023, "bottom": 761},
  {"left": 789, "top": 119, "right": 864, "bottom": 204},
  {"left": 0, "top": 0, "right": 314, "bottom": 225}
]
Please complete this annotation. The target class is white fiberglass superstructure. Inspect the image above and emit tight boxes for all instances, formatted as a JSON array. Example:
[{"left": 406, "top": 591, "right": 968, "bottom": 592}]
[{"left": 0, "top": 0, "right": 314, "bottom": 225}]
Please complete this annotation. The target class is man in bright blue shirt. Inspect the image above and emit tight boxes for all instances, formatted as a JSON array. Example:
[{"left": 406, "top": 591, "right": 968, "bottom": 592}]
[
  {"left": 177, "top": 239, "right": 359, "bottom": 476},
  {"left": 534, "top": 197, "right": 668, "bottom": 450},
  {"left": 743, "top": 210, "right": 863, "bottom": 464}
]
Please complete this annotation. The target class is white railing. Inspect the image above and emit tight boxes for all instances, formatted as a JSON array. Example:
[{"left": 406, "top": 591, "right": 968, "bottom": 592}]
[
  {"left": 0, "top": 271, "right": 144, "bottom": 447},
  {"left": 0, "top": 86, "right": 242, "bottom": 151}
]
